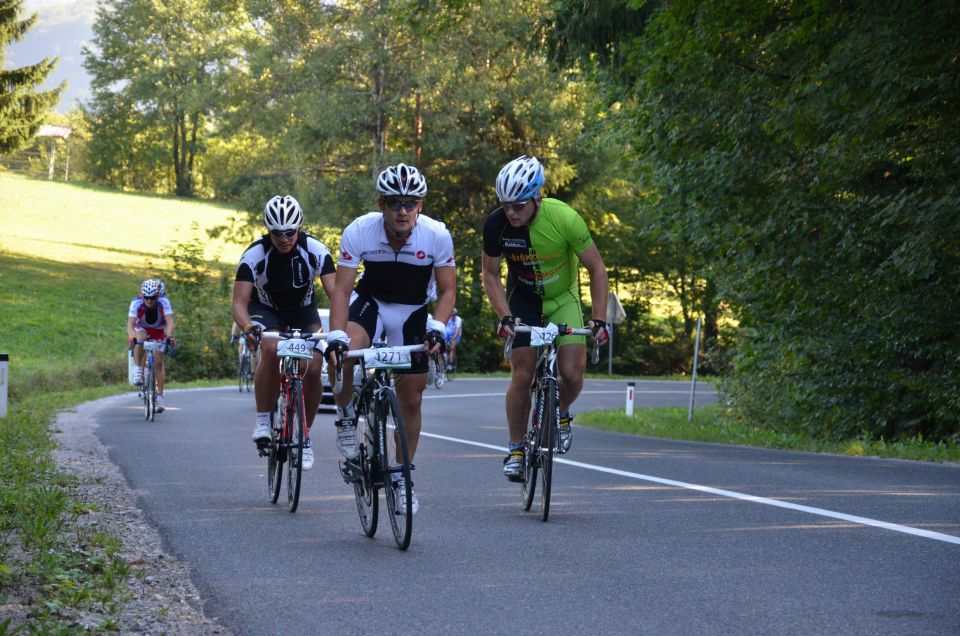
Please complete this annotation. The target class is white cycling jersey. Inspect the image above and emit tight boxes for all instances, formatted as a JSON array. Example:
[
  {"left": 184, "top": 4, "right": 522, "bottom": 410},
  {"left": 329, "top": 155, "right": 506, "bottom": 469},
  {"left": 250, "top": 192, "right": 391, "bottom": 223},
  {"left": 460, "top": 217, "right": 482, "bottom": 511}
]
[{"left": 337, "top": 212, "right": 455, "bottom": 306}]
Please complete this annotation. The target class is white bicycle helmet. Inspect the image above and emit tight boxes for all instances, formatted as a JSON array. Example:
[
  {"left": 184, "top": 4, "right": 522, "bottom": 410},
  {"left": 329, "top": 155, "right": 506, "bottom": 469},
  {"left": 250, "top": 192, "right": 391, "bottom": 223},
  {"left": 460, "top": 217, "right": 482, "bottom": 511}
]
[
  {"left": 157, "top": 279, "right": 166, "bottom": 296},
  {"left": 376, "top": 163, "right": 428, "bottom": 198},
  {"left": 496, "top": 155, "right": 544, "bottom": 202},
  {"left": 263, "top": 195, "right": 304, "bottom": 231},
  {"left": 141, "top": 279, "right": 161, "bottom": 297}
]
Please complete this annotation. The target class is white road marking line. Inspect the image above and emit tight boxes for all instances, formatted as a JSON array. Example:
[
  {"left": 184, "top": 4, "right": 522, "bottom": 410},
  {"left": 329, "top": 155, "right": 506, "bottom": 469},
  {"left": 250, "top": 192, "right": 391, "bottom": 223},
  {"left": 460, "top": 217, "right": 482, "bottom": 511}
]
[
  {"left": 419, "top": 431, "right": 960, "bottom": 546},
  {"left": 424, "top": 390, "right": 713, "bottom": 400}
]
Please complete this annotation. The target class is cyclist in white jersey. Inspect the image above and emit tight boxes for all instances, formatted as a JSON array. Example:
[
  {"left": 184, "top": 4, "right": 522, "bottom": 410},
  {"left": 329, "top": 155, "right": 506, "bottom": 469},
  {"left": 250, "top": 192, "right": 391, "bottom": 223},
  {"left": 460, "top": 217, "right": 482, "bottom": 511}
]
[
  {"left": 232, "top": 195, "right": 336, "bottom": 471},
  {"left": 325, "top": 163, "right": 456, "bottom": 515}
]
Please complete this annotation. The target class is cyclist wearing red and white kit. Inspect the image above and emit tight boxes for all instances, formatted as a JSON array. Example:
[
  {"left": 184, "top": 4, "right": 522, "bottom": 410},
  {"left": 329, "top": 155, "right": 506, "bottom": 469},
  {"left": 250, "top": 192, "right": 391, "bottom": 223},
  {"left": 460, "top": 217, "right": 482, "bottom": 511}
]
[
  {"left": 232, "top": 194, "right": 336, "bottom": 472},
  {"left": 482, "top": 156, "right": 609, "bottom": 481},
  {"left": 325, "top": 163, "right": 457, "bottom": 516},
  {"left": 127, "top": 278, "right": 175, "bottom": 412}
]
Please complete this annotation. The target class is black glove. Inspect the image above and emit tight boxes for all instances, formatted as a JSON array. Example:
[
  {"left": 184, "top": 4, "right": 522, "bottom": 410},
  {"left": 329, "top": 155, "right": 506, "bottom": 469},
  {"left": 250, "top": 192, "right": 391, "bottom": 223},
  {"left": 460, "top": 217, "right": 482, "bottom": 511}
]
[
  {"left": 425, "top": 329, "right": 446, "bottom": 353},
  {"left": 497, "top": 315, "right": 516, "bottom": 338},
  {"left": 590, "top": 319, "right": 609, "bottom": 343},
  {"left": 166, "top": 336, "right": 176, "bottom": 349},
  {"left": 325, "top": 340, "right": 349, "bottom": 358}
]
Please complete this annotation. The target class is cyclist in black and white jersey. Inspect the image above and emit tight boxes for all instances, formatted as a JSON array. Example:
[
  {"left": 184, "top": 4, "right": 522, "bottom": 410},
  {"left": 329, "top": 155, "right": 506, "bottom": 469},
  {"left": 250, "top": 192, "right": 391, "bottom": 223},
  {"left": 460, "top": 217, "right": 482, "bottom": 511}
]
[
  {"left": 325, "top": 163, "right": 456, "bottom": 515},
  {"left": 232, "top": 195, "right": 336, "bottom": 471}
]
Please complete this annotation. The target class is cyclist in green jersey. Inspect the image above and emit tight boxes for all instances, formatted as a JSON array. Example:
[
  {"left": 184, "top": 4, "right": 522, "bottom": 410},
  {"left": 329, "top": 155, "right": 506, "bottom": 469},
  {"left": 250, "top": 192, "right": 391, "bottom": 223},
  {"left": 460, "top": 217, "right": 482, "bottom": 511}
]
[{"left": 481, "top": 155, "right": 610, "bottom": 481}]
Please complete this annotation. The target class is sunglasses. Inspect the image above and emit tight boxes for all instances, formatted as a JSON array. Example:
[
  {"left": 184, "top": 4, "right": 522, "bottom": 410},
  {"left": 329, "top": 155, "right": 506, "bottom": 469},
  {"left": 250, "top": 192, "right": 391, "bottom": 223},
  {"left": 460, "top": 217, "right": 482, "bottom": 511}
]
[
  {"left": 270, "top": 228, "right": 298, "bottom": 239},
  {"left": 384, "top": 198, "right": 421, "bottom": 212},
  {"left": 143, "top": 295, "right": 158, "bottom": 301},
  {"left": 501, "top": 199, "right": 531, "bottom": 213}
]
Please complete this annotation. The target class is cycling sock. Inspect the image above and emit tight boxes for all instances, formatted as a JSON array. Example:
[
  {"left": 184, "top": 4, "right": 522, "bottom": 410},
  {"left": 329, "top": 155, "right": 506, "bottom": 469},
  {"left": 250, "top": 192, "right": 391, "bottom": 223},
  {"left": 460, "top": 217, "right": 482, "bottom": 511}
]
[
  {"left": 560, "top": 410, "right": 571, "bottom": 420},
  {"left": 256, "top": 411, "right": 271, "bottom": 424},
  {"left": 509, "top": 441, "right": 525, "bottom": 452}
]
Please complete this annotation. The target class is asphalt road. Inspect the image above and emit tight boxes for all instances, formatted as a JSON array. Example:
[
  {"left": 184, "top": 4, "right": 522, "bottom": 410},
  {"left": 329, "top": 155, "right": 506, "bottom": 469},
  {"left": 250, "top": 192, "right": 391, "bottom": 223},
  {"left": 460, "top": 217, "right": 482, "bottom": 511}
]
[{"left": 94, "top": 378, "right": 960, "bottom": 635}]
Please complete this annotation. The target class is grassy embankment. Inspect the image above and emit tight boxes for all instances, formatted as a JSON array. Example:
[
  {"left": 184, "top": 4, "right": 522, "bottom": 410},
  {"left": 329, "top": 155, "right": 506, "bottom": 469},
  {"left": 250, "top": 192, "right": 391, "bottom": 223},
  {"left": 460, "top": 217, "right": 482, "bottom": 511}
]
[{"left": 0, "top": 173, "right": 246, "bottom": 631}]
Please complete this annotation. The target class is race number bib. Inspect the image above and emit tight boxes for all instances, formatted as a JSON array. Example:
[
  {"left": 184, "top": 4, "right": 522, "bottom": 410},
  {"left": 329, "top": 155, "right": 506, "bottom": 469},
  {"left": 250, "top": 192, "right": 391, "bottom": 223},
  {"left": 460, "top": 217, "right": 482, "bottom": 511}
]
[
  {"left": 277, "top": 338, "right": 314, "bottom": 359},
  {"left": 363, "top": 347, "right": 412, "bottom": 369},
  {"left": 529, "top": 323, "right": 560, "bottom": 347},
  {"left": 143, "top": 340, "right": 166, "bottom": 352}
]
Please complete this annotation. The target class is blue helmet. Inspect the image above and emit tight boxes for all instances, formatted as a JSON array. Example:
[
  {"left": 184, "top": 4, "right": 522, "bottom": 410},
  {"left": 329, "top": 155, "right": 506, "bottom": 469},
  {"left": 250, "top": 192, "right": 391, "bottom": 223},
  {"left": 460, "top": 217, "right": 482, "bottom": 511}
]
[{"left": 495, "top": 155, "right": 544, "bottom": 202}]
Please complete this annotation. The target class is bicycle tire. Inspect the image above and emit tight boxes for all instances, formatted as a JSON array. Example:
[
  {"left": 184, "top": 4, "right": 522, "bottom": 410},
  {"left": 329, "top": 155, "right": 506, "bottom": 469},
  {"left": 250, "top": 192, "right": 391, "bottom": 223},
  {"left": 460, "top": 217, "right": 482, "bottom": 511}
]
[
  {"left": 538, "top": 377, "right": 559, "bottom": 522},
  {"left": 286, "top": 382, "right": 305, "bottom": 513},
  {"left": 352, "top": 387, "right": 378, "bottom": 537},
  {"left": 267, "top": 394, "right": 284, "bottom": 503},
  {"left": 521, "top": 387, "right": 540, "bottom": 511},
  {"left": 238, "top": 356, "right": 247, "bottom": 392},
  {"left": 144, "top": 363, "right": 156, "bottom": 422},
  {"left": 380, "top": 388, "right": 413, "bottom": 550}
]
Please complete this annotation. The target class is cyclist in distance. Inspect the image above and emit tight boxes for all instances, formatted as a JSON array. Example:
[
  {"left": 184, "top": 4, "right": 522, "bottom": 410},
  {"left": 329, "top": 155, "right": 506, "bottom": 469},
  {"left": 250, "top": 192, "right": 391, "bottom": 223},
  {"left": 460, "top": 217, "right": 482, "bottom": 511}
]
[
  {"left": 444, "top": 307, "right": 462, "bottom": 371},
  {"left": 481, "top": 155, "right": 610, "bottom": 482},
  {"left": 325, "top": 163, "right": 456, "bottom": 515},
  {"left": 127, "top": 278, "right": 176, "bottom": 413},
  {"left": 232, "top": 195, "right": 336, "bottom": 471}
]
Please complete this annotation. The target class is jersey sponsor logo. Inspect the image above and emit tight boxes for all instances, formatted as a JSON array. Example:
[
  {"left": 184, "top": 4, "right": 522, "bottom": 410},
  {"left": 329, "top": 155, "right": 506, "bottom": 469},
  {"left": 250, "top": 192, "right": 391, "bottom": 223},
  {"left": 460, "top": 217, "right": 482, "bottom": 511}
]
[
  {"left": 504, "top": 238, "right": 527, "bottom": 249},
  {"left": 417, "top": 250, "right": 426, "bottom": 260},
  {"left": 291, "top": 256, "right": 308, "bottom": 288},
  {"left": 341, "top": 250, "right": 353, "bottom": 261},
  {"left": 444, "top": 256, "right": 454, "bottom": 264}
]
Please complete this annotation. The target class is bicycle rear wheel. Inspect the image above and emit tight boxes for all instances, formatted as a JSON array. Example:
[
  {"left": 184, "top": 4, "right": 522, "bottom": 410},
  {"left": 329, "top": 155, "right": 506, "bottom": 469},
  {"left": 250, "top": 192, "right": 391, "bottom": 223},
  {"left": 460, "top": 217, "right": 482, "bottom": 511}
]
[
  {"left": 380, "top": 389, "right": 413, "bottom": 550},
  {"left": 352, "top": 389, "right": 378, "bottom": 537},
  {"left": 286, "top": 382, "right": 305, "bottom": 513},
  {"left": 267, "top": 394, "right": 284, "bottom": 503},
  {"left": 537, "top": 377, "right": 559, "bottom": 522}
]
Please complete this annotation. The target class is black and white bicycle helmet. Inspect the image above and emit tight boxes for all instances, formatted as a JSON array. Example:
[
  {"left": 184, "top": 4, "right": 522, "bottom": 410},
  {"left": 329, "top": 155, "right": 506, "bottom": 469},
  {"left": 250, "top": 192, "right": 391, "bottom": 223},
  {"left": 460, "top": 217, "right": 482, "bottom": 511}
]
[
  {"left": 263, "top": 195, "right": 304, "bottom": 231},
  {"left": 495, "top": 155, "right": 544, "bottom": 202},
  {"left": 376, "top": 163, "right": 428, "bottom": 198},
  {"left": 141, "top": 279, "right": 161, "bottom": 297}
]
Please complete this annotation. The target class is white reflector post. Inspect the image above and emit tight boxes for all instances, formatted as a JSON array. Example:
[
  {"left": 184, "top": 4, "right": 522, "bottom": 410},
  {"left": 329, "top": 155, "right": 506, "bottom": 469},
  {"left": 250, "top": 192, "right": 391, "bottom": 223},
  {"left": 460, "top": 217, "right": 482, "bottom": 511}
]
[
  {"left": 0, "top": 353, "right": 8, "bottom": 418},
  {"left": 625, "top": 381, "right": 635, "bottom": 417}
]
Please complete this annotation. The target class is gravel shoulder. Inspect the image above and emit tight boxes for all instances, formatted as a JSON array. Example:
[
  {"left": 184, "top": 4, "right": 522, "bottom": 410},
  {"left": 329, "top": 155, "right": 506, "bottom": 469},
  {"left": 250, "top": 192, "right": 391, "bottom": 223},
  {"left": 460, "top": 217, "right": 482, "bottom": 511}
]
[{"left": 51, "top": 395, "right": 231, "bottom": 635}]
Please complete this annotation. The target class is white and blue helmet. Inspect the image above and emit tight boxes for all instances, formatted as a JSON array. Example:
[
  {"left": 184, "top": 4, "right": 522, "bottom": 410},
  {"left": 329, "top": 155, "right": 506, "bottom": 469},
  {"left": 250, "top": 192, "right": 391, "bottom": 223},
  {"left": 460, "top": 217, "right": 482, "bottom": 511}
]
[
  {"left": 263, "top": 195, "right": 304, "bottom": 231},
  {"left": 495, "top": 155, "right": 544, "bottom": 202},
  {"left": 141, "top": 279, "right": 161, "bottom": 297}
]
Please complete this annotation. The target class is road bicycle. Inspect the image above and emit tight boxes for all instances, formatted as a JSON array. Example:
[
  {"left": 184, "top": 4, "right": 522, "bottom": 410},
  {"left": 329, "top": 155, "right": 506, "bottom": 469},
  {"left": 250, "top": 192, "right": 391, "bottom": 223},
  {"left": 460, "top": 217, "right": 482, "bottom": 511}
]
[
  {"left": 505, "top": 323, "right": 598, "bottom": 522},
  {"left": 135, "top": 339, "right": 168, "bottom": 422},
  {"left": 257, "top": 329, "right": 326, "bottom": 513},
  {"left": 333, "top": 342, "right": 442, "bottom": 550},
  {"left": 237, "top": 336, "right": 254, "bottom": 393}
]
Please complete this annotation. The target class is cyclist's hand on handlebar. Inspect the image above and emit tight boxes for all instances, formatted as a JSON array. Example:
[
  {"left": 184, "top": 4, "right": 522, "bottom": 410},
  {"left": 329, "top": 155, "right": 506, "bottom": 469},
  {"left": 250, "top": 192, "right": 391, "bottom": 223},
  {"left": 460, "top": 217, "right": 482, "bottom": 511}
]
[
  {"left": 324, "top": 330, "right": 350, "bottom": 362},
  {"left": 165, "top": 336, "right": 176, "bottom": 350},
  {"left": 588, "top": 319, "right": 610, "bottom": 345},
  {"left": 497, "top": 315, "right": 517, "bottom": 339},
  {"left": 243, "top": 325, "right": 262, "bottom": 347},
  {"left": 424, "top": 329, "right": 445, "bottom": 354},
  {"left": 128, "top": 337, "right": 138, "bottom": 349}
]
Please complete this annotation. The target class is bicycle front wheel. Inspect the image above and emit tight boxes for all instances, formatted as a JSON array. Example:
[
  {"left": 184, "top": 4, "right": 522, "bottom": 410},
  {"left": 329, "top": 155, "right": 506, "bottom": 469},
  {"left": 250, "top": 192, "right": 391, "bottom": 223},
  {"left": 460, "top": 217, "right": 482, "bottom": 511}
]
[
  {"left": 521, "top": 387, "right": 541, "bottom": 511},
  {"left": 286, "top": 382, "right": 305, "bottom": 513},
  {"left": 537, "top": 377, "right": 559, "bottom": 522},
  {"left": 380, "top": 389, "right": 413, "bottom": 550},
  {"left": 353, "top": 388, "right": 378, "bottom": 537},
  {"left": 267, "top": 394, "right": 284, "bottom": 503}
]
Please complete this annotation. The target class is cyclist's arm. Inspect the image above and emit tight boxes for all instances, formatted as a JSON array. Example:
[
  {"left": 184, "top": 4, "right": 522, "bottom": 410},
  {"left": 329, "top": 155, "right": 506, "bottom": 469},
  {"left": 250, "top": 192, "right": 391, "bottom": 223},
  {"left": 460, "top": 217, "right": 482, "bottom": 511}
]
[
  {"left": 318, "top": 271, "right": 337, "bottom": 303},
  {"left": 126, "top": 315, "right": 139, "bottom": 340},
  {"left": 481, "top": 252, "right": 511, "bottom": 321},
  {"left": 231, "top": 280, "right": 256, "bottom": 332},
  {"left": 576, "top": 244, "right": 609, "bottom": 327},
  {"left": 328, "top": 266, "right": 357, "bottom": 332},
  {"left": 163, "top": 314, "right": 175, "bottom": 338},
  {"left": 432, "top": 266, "right": 456, "bottom": 326}
]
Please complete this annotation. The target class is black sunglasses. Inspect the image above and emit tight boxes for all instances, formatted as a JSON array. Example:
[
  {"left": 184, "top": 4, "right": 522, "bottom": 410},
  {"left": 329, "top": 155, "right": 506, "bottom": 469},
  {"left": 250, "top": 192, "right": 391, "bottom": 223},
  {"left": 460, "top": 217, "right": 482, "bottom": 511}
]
[
  {"left": 501, "top": 199, "right": 531, "bottom": 212},
  {"left": 270, "top": 228, "right": 298, "bottom": 239},
  {"left": 143, "top": 295, "right": 158, "bottom": 301},
  {"left": 384, "top": 197, "right": 421, "bottom": 212}
]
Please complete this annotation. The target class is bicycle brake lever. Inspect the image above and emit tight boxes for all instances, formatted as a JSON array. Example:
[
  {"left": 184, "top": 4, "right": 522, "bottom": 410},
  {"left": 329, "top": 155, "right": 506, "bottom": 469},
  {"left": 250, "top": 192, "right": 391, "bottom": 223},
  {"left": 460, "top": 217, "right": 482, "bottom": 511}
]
[
  {"left": 504, "top": 336, "right": 514, "bottom": 361},
  {"left": 591, "top": 341, "right": 600, "bottom": 365}
]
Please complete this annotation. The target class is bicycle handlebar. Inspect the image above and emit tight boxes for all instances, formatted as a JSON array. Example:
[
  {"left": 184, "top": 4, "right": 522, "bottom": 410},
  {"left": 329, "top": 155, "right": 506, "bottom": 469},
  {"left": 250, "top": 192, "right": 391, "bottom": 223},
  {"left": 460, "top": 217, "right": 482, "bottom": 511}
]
[
  {"left": 331, "top": 343, "right": 431, "bottom": 395},
  {"left": 259, "top": 330, "right": 329, "bottom": 342},
  {"left": 504, "top": 324, "right": 600, "bottom": 364}
]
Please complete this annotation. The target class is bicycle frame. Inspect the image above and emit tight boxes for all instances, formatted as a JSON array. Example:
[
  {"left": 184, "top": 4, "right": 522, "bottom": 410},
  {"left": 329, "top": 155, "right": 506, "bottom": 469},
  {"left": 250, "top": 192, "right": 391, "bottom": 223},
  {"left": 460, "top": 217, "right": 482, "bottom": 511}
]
[{"left": 258, "top": 329, "right": 326, "bottom": 513}]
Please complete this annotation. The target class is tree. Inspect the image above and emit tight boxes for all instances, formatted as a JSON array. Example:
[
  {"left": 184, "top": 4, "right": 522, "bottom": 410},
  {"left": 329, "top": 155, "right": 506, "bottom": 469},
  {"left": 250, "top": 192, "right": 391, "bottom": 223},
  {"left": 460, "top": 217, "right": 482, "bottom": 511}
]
[
  {"left": 0, "top": 0, "right": 63, "bottom": 153},
  {"left": 83, "top": 0, "right": 249, "bottom": 196}
]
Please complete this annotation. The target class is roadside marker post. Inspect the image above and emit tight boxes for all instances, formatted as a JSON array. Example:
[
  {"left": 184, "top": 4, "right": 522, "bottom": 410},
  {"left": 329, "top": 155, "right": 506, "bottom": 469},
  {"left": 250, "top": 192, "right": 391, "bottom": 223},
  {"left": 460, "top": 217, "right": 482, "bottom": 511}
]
[
  {"left": 0, "top": 353, "right": 8, "bottom": 418},
  {"left": 625, "top": 381, "right": 635, "bottom": 417},
  {"left": 688, "top": 317, "right": 702, "bottom": 422}
]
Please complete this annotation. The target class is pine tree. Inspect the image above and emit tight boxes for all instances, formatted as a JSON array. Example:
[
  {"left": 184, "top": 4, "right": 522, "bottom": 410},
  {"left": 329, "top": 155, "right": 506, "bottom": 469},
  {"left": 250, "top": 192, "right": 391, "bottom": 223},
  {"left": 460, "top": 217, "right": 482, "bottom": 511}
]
[{"left": 0, "top": 0, "right": 63, "bottom": 153}]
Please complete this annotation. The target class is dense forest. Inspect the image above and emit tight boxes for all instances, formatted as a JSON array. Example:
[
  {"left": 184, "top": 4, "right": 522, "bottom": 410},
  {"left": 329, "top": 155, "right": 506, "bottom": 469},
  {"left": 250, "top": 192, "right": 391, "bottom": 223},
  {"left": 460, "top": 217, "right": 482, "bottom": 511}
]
[{"left": 9, "top": 0, "right": 960, "bottom": 443}]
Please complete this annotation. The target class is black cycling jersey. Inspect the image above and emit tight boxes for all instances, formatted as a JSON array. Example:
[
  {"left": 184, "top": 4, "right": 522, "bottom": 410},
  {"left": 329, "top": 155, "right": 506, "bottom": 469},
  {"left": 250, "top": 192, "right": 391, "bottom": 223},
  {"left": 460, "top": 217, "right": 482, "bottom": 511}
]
[{"left": 235, "top": 233, "right": 335, "bottom": 312}]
